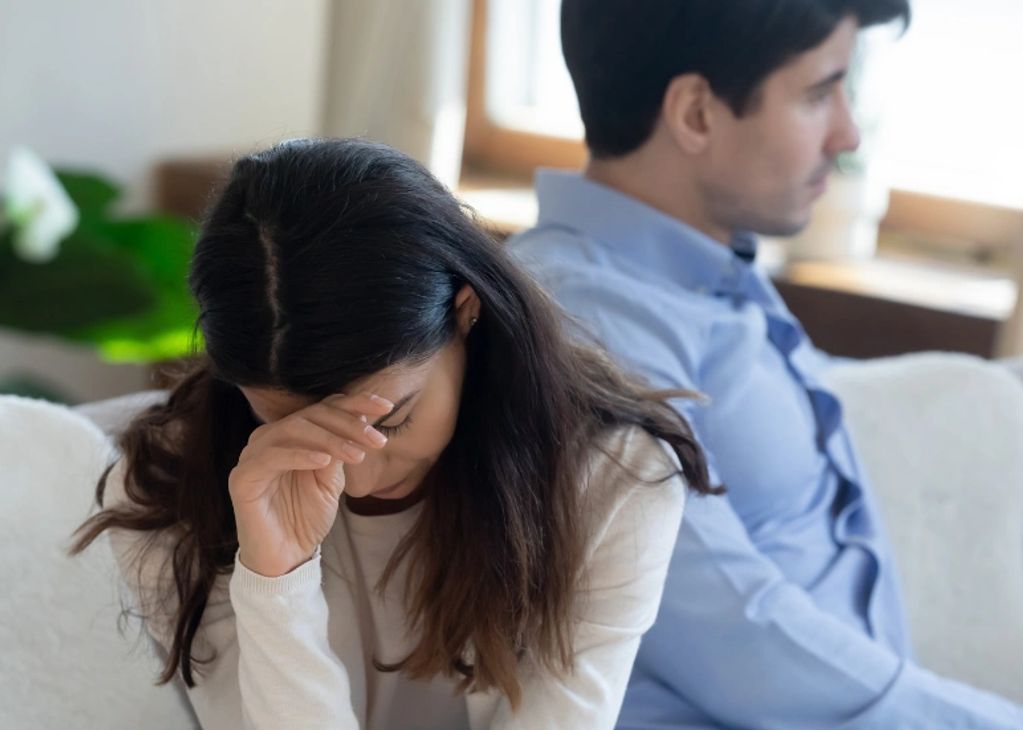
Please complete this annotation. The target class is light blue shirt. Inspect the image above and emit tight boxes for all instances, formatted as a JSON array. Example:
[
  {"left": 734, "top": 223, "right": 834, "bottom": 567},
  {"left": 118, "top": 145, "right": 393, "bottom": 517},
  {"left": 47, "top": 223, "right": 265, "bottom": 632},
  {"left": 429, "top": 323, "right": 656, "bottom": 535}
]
[{"left": 508, "top": 170, "right": 1023, "bottom": 729}]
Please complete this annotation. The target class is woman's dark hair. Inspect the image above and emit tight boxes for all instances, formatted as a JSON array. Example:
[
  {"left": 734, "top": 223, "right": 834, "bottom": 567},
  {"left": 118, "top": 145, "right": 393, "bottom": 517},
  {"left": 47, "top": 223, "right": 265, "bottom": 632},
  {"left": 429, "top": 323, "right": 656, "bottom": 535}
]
[
  {"left": 70, "top": 137, "right": 715, "bottom": 707},
  {"left": 561, "top": 0, "right": 911, "bottom": 157}
]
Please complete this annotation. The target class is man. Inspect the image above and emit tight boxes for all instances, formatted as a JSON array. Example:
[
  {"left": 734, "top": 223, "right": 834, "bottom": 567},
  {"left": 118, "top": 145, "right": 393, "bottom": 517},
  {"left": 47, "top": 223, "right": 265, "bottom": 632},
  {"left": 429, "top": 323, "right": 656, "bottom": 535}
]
[{"left": 507, "top": 1, "right": 1023, "bottom": 726}]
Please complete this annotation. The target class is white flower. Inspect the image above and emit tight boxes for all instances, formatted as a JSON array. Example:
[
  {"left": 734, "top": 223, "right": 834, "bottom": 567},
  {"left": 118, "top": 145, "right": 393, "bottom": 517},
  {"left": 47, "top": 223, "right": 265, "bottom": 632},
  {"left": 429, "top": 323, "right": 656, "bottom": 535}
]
[{"left": 3, "top": 146, "right": 79, "bottom": 263}]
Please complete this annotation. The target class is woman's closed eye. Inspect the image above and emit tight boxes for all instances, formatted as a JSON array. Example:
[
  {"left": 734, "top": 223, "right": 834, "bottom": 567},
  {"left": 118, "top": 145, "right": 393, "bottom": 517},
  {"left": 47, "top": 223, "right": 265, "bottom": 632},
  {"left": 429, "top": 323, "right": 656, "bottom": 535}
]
[
  {"left": 376, "top": 415, "right": 413, "bottom": 437},
  {"left": 371, "top": 391, "right": 419, "bottom": 437}
]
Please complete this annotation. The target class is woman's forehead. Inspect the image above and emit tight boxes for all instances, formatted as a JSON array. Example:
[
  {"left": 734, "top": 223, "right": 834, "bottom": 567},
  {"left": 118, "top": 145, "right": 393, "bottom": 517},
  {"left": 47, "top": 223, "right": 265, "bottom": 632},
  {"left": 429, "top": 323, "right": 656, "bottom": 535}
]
[
  {"left": 240, "top": 356, "right": 438, "bottom": 423},
  {"left": 346, "top": 358, "right": 435, "bottom": 399}
]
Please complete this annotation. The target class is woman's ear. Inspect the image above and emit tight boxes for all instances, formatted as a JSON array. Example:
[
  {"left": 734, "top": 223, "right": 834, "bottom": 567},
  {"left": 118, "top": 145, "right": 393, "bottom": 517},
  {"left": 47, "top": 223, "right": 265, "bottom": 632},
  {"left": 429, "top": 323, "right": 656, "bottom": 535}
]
[{"left": 454, "top": 284, "right": 481, "bottom": 337}]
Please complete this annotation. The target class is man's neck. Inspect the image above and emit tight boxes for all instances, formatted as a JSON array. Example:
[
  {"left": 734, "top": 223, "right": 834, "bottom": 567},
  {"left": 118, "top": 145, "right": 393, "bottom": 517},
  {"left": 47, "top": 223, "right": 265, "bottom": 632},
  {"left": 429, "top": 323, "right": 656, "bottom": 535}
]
[{"left": 584, "top": 153, "right": 733, "bottom": 245}]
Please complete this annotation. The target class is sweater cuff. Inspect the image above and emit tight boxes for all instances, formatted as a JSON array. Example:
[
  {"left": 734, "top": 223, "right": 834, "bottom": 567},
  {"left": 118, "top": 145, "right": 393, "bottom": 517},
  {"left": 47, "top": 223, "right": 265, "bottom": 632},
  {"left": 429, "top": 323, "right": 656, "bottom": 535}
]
[{"left": 231, "top": 546, "right": 322, "bottom": 596}]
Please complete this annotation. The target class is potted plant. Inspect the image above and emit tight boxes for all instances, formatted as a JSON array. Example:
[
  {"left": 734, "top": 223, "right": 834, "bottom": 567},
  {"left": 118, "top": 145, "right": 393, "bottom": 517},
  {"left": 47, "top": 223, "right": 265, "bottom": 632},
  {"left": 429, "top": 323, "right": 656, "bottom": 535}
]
[{"left": 0, "top": 147, "right": 199, "bottom": 403}]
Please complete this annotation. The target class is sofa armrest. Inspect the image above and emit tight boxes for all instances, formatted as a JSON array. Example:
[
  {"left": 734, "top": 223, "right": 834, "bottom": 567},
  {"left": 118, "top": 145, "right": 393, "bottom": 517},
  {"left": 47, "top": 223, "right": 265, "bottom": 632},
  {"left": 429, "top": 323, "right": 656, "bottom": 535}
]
[
  {"left": 73, "top": 389, "right": 169, "bottom": 436},
  {"left": 1, "top": 395, "right": 197, "bottom": 728}
]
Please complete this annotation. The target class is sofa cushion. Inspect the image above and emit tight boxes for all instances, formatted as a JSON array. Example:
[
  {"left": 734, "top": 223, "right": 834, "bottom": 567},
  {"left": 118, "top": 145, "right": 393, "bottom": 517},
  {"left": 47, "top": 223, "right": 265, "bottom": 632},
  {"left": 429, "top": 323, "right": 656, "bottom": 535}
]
[
  {"left": 827, "top": 353, "right": 1023, "bottom": 703},
  {"left": 0, "top": 395, "right": 196, "bottom": 729}
]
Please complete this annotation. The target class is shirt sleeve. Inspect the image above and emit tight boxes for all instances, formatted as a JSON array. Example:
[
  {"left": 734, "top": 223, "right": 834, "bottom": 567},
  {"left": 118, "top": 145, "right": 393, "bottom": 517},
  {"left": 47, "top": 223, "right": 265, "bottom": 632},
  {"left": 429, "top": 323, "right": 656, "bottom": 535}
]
[
  {"left": 103, "top": 458, "right": 360, "bottom": 730},
  {"left": 624, "top": 492, "right": 1023, "bottom": 730},
  {"left": 543, "top": 280, "right": 1023, "bottom": 729},
  {"left": 486, "top": 429, "right": 688, "bottom": 729}
]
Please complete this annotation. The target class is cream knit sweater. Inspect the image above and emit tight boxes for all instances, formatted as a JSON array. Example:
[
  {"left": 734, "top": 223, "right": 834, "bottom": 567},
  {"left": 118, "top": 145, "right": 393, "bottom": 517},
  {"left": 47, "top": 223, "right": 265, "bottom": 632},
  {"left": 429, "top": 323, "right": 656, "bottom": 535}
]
[{"left": 104, "top": 426, "right": 688, "bottom": 729}]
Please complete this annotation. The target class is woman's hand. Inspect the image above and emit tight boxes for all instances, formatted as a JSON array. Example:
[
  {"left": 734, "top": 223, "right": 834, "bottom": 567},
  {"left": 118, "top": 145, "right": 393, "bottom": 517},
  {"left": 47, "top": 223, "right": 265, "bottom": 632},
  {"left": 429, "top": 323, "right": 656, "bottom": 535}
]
[{"left": 228, "top": 392, "right": 394, "bottom": 577}]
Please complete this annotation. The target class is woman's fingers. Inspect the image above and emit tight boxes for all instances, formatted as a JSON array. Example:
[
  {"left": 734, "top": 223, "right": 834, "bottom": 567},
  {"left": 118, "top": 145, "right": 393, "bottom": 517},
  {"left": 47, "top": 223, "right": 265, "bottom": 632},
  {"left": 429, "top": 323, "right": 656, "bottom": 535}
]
[
  {"left": 231, "top": 391, "right": 393, "bottom": 504},
  {"left": 316, "top": 393, "right": 393, "bottom": 444},
  {"left": 251, "top": 415, "right": 380, "bottom": 461},
  {"left": 297, "top": 409, "right": 388, "bottom": 452},
  {"left": 247, "top": 392, "right": 392, "bottom": 452},
  {"left": 231, "top": 446, "right": 337, "bottom": 500}
]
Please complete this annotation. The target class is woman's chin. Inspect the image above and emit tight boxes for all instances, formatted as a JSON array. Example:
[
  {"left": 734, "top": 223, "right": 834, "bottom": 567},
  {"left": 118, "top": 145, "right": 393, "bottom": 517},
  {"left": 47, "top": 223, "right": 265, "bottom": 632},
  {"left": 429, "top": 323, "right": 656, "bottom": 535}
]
[
  {"left": 371, "top": 478, "right": 414, "bottom": 499},
  {"left": 345, "top": 477, "right": 414, "bottom": 501}
]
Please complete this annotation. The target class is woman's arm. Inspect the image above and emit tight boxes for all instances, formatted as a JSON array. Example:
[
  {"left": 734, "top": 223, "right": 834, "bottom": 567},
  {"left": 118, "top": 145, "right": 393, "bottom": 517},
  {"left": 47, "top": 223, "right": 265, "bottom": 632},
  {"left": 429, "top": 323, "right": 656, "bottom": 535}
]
[
  {"left": 104, "top": 458, "right": 360, "bottom": 730},
  {"left": 486, "top": 428, "right": 687, "bottom": 729}
]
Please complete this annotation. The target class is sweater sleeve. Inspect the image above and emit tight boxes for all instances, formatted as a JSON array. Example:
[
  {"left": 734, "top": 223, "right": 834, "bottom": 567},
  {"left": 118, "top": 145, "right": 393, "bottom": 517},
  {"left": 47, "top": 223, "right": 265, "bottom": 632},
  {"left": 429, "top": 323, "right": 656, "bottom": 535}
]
[
  {"left": 102, "top": 458, "right": 360, "bottom": 730},
  {"left": 485, "top": 428, "right": 688, "bottom": 729}
]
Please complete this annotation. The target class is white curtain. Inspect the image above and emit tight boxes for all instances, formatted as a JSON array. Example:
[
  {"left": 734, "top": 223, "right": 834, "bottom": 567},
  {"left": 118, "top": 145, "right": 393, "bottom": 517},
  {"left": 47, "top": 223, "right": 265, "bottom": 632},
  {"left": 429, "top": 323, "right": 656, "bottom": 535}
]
[{"left": 321, "top": 0, "right": 472, "bottom": 189}]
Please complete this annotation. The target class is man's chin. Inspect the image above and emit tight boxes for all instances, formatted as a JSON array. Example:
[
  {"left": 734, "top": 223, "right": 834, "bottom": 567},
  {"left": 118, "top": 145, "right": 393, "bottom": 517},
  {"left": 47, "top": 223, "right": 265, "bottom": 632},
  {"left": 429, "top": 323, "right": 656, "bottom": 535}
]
[{"left": 747, "top": 214, "right": 811, "bottom": 239}]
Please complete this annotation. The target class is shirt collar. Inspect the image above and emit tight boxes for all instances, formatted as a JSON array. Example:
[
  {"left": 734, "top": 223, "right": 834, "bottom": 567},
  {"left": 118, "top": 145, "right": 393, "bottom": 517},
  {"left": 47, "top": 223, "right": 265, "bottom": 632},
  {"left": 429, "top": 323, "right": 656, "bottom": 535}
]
[{"left": 535, "top": 169, "right": 758, "bottom": 297}]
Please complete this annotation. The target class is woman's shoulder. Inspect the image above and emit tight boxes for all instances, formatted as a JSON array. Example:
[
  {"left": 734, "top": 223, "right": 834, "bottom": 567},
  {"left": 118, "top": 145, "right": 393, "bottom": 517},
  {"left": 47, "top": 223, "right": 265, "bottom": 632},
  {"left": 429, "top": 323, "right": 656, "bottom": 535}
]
[
  {"left": 575, "top": 427, "right": 688, "bottom": 596},
  {"left": 101, "top": 455, "right": 229, "bottom": 649},
  {"left": 581, "top": 425, "right": 688, "bottom": 519},
  {"left": 589, "top": 425, "right": 686, "bottom": 484}
]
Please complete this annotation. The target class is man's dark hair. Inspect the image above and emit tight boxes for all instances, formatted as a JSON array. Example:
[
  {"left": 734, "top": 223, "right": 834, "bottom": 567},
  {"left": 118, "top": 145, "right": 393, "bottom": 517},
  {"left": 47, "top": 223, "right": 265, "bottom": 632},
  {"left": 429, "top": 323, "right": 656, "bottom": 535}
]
[{"left": 561, "top": 0, "right": 911, "bottom": 157}]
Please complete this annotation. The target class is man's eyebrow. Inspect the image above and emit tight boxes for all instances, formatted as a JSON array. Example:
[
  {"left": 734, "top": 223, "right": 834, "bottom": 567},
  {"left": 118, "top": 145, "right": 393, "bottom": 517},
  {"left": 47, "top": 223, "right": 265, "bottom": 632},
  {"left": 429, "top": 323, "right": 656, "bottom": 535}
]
[
  {"left": 807, "top": 69, "right": 847, "bottom": 92},
  {"left": 371, "top": 391, "right": 419, "bottom": 427}
]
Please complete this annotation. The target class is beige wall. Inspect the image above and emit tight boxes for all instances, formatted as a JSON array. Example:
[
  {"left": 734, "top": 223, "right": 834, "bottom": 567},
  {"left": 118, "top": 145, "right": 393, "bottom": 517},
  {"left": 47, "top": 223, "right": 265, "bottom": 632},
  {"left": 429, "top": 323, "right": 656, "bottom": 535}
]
[{"left": 0, "top": 0, "right": 330, "bottom": 211}]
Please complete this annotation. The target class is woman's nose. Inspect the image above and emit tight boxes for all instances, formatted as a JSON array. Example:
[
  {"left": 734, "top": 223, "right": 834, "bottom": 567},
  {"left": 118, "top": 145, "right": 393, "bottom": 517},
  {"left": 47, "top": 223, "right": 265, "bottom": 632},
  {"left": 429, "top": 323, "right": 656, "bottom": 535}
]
[{"left": 342, "top": 452, "right": 386, "bottom": 493}]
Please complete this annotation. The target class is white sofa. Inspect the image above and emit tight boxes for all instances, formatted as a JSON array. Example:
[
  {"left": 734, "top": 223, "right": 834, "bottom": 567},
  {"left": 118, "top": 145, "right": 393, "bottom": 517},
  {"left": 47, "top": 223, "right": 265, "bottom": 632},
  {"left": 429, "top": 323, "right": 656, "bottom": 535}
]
[
  {"left": 825, "top": 353, "right": 1023, "bottom": 705},
  {"left": 1, "top": 353, "right": 1021, "bottom": 727},
  {"left": 1, "top": 394, "right": 197, "bottom": 729}
]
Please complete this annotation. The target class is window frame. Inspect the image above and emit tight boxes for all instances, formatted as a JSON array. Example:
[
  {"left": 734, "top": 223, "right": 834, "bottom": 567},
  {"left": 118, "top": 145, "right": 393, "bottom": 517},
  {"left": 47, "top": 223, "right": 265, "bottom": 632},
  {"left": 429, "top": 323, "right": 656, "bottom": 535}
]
[{"left": 461, "top": 0, "right": 1023, "bottom": 252}]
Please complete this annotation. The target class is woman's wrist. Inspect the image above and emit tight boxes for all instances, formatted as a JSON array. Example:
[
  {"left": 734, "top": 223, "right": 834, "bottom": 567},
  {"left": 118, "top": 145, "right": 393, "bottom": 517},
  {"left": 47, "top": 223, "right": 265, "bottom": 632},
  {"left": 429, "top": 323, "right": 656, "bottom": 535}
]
[
  {"left": 231, "top": 547, "right": 323, "bottom": 598},
  {"left": 238, "top": 546, "right": 319, "bottom": 578}
]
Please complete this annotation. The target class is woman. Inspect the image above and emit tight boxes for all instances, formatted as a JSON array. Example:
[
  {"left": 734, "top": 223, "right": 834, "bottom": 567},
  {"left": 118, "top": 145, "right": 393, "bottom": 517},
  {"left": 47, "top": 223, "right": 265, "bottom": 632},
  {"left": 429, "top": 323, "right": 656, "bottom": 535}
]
[{"left": 71, "top": 138, "right": 715, "bottom": 729}]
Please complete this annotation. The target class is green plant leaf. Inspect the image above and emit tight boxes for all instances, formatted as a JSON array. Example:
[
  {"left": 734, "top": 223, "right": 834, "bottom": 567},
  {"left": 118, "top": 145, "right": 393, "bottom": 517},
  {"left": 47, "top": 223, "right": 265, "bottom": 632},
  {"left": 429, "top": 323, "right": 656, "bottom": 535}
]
[
  {"left": 85, "top": 216, "right": 196, "bottom": 292},
  {"left": 55, "top": 170, "right": 120, "bottom": 220},
  {"left": 75, "top": 215, "right": 201, "bottom": 361},
  {"left": 80, "top": 284, "right": 202, "bottom": 362},
  {"left": 0, "top": 242, "right": 155, "bottom": 334},
  {"left": 1, "top": 167, "right": 202, "bottom": 362}
]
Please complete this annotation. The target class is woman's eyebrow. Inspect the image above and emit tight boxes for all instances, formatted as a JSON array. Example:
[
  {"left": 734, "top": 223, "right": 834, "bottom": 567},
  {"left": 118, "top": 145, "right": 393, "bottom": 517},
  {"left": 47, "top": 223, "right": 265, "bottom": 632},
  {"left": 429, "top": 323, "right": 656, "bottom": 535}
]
[{"left": 372, "top": 391, "right": 419, "bottom": 427}]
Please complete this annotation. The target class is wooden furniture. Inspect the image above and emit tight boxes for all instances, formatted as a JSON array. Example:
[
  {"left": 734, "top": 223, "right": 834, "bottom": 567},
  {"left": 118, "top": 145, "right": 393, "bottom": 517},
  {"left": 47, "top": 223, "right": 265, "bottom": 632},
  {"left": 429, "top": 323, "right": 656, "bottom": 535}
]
[
  {"left": 154, "top": 158, "right": 232, "bottom": 223},
  {"left": 769, "top": 255, "right": 1015, "bottom": 359}
]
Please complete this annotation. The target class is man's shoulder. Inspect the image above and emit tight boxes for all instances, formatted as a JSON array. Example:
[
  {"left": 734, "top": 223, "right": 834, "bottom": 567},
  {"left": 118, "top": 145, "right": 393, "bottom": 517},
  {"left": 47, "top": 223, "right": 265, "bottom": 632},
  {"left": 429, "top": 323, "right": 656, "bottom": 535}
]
[
  {"left": 507, "top": 222, "right": 602, "bottom": 273},
  {"left": 514, "top": 224, "right": 717, "bottom": 336},
  {"left": 508, "top": 224, "right": 718, "bottom": 393},
  {"left": 511, "top": 223, "right": 710, "bottom": 307}
]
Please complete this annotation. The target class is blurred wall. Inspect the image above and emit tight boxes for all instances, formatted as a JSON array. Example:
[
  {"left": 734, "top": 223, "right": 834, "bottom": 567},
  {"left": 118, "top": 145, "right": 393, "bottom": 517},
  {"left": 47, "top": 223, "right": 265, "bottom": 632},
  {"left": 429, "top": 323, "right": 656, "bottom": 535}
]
[{"left": 0, "top": 0, "right": 330, "bottom": 211}]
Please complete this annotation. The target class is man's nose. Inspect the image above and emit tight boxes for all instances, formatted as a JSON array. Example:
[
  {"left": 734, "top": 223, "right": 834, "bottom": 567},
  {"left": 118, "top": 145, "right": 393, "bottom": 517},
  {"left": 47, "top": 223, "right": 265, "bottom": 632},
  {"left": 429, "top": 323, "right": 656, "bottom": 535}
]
[{"left": 827, "top": 88, "right": 861, "bottom": 157}]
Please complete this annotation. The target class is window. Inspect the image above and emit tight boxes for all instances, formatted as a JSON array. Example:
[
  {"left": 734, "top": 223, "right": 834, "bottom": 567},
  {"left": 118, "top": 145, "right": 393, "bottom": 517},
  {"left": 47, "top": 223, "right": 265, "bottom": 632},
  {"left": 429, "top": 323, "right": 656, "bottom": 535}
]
[
  {"left": 878, "top": 0, "right": 1023, "bottom": 209},
  {"left": 464, "top": 0, "right": 1023, "bottom": 255},
  {"left": 483, "top": 0, "right": 579, "bottom": 140}
]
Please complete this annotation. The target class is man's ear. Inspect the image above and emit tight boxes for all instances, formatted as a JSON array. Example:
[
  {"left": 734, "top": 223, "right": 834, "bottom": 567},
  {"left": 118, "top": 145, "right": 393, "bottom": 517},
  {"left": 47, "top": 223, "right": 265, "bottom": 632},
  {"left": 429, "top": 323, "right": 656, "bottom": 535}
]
[
  {"left": 453, "top": 284, "right": 481, "bottom": 337},
  {"left": 661, "top": 73, "right": 716, "bottom": 155}
]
